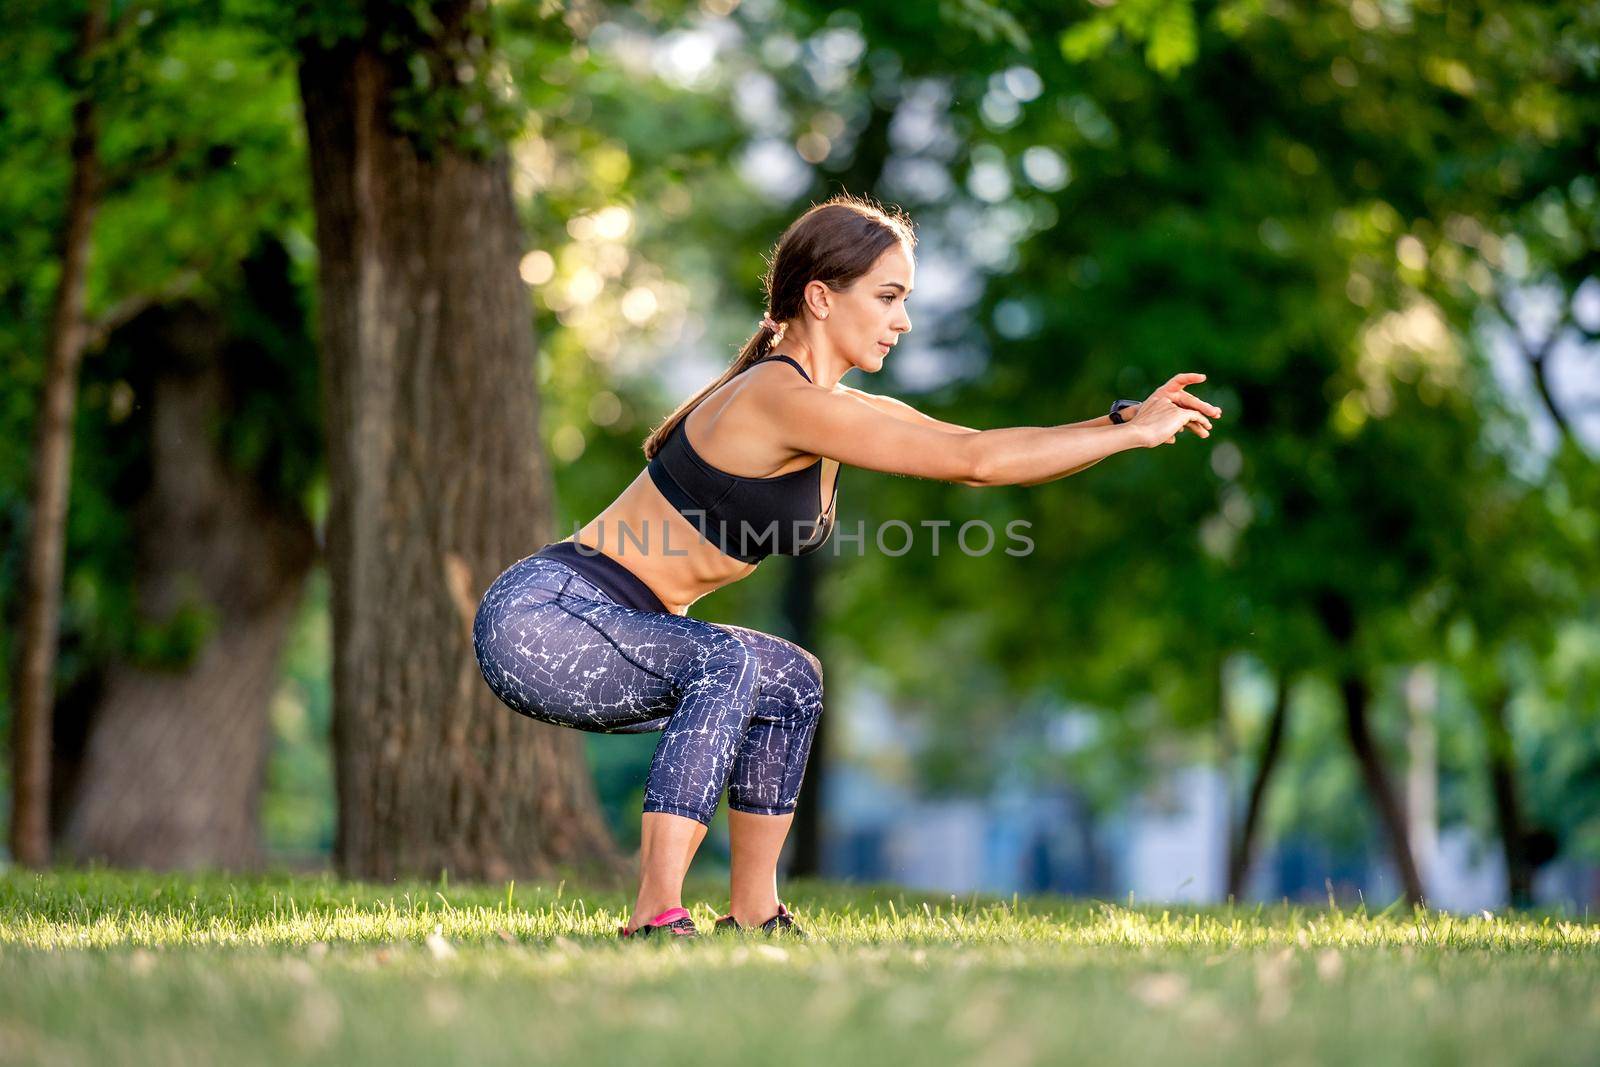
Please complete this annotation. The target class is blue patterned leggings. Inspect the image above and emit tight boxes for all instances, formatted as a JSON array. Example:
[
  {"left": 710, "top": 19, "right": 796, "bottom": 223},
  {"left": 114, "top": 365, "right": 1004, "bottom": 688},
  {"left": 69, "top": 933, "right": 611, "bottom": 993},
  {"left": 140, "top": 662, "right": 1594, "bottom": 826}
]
[{"left": 472, "top": 554, "right": 824, "bottom": 826}]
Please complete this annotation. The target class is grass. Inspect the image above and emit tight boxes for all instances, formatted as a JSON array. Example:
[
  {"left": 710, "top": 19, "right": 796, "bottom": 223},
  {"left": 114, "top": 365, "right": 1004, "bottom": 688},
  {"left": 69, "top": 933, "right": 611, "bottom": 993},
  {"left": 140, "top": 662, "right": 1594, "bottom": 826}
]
[{"left": 1, "top": 868, "right": 1598, "bottom": 1065}]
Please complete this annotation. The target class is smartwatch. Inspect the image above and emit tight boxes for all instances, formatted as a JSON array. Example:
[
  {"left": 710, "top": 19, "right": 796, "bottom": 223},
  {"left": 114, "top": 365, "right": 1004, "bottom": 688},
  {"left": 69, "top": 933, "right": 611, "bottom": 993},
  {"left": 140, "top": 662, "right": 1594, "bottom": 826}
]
[{"left": 1108, "top": 399, "right": 1140, "bottom": 424}]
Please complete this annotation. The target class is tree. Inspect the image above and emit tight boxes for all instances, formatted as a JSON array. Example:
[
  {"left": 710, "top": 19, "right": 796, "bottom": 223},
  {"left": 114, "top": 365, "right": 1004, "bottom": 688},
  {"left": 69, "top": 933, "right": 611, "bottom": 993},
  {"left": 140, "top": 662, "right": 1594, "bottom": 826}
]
[
  {"left": 59, "top": 240, "right": 321, "bottom": 868},
  {"left": 1228, "top": 672, "right": 1291, "bottom": 898},
  {"left": 4, "top": 0, "right": 328, "bottom": 870},
  {"left": 8, "top": 0, "right": 106, "bottom": 868},
  {"left": 816, "top": 0, "right": 1597, "bottom": 906},
  {"left": 292, "top": 1, "right": 616, "bottom": 880}
]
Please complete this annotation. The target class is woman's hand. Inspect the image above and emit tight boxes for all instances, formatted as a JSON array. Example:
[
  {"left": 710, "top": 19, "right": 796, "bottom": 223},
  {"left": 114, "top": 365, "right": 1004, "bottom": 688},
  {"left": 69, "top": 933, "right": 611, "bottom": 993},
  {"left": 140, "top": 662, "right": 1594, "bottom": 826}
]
[{"left": 1126, "top": 372, "right": 1220, "bottom": 448}]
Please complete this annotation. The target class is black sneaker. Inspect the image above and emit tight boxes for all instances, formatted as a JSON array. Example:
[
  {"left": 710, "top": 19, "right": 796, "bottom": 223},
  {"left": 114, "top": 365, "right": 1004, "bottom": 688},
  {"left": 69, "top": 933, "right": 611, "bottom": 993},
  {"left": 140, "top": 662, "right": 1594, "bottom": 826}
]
[
  {"left": 619, "top": 906, "right": 698, "bottom": 939},
  {"left": 712, "top": 904, "right": 807, "bottom": 940}
]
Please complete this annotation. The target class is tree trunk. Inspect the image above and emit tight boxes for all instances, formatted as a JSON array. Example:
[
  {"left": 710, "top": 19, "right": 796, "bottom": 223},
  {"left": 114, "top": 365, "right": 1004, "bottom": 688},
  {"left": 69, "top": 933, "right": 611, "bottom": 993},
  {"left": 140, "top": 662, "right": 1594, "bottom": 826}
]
[
  {"left": 781, "top": 95, "right": 897, "bottom": 878},
  {"left": 1404, "top": 664, "right": 1439, "bottom": 892},
  {"left": 1478, "top": 683, "right": 1533, "bottom": 908},
  {"left": 59, "top": 302, "right": 317, "bottom": 869},
  {"left": 1340, "top": 673, "right": 1425, "bottom": 906},
  {"left": 783, "top": 547, "right": 826, "bottom": 876},
  {"left": 9, "top": 0, "right": 105, "bottom": 869},
  {"left": 298, "top": 24, "right": 618, "bottom": 883},
  {"left": 1213, "top": 653, "right": 1233, "bottom": 894},
  {"left": 1228, "top": 672, "right": 1291, "bottom": 899}
]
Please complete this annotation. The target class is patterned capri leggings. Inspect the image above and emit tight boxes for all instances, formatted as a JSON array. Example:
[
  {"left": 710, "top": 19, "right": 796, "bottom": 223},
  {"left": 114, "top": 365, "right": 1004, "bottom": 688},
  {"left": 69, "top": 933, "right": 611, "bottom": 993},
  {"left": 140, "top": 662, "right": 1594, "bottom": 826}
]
[{"left": 472, "top": 549, "right": 824, "bottom": 826}]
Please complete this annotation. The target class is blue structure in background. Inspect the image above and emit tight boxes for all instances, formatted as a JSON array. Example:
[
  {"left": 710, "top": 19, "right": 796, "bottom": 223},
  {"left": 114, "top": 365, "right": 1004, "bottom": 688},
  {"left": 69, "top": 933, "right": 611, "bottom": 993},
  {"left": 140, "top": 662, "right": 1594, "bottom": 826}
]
[{"left": 815, "top": 757, "right": 1590, "bottom": 912}]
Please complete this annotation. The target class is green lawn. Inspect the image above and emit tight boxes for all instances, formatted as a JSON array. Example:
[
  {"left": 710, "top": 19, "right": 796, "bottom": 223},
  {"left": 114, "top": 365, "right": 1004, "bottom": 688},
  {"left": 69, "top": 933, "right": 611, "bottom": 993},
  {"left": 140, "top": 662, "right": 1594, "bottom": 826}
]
[{"left": 1, "top": 868, "right": 1597, "bottom": 1065}]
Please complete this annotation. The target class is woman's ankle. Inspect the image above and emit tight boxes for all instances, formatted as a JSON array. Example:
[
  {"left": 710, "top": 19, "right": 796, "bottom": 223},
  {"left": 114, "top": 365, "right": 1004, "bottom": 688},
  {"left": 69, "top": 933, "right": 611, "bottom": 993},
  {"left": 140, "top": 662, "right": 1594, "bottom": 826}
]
[
  {"left": 728, "top": 896, "right": 781, "bottom": 926},
  {"left": 629, "top": 895, "right": 686, "bottom": 928}
]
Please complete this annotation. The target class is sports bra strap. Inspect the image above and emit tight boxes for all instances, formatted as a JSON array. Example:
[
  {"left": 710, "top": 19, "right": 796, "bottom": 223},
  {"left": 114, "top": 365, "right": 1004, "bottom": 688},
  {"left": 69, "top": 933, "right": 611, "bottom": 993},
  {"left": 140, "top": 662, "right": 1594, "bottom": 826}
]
[{"left": 755, "top": 353, "right": 812, "bottom": 383}]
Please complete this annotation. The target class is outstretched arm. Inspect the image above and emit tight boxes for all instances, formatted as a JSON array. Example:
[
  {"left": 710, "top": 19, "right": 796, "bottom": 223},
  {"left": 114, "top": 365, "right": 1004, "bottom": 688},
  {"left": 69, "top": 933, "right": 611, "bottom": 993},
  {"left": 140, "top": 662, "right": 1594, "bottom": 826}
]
[
  {"left": 838, "top": 383, "right": 1119, "bottom": 485},
  {"left": 763, "top": 374, "right": 1215, "bottom": 488},
  {"left": 1016, "top": 411, "right": 1130, "bottom": 485},
  {"left": 975, "top": 375, "right": 1219, "bottom": 484}
]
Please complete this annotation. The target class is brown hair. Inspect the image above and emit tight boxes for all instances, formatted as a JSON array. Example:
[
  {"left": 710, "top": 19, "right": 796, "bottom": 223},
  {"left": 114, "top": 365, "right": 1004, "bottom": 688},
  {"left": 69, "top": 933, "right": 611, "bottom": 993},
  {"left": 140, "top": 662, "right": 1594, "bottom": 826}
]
[{"left": 642, "top": 193, "right": 916, "bottom": 459}]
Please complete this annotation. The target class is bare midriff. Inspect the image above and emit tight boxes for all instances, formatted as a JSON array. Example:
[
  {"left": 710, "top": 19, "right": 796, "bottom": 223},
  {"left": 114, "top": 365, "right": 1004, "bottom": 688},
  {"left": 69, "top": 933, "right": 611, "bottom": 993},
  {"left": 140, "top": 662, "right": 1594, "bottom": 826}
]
[{"left": 561, "top": 468, "right": 759, "bottom": 617}]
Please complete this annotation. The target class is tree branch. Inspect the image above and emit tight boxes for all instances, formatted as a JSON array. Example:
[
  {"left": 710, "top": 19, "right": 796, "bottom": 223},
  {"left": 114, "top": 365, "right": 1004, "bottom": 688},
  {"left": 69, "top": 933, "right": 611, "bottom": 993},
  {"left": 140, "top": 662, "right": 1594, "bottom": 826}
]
[
  {"left": 83, "top": 270, "right": 203, "bottom": 352},
  {"left": 1490, "top": 288, "right": 1576, "bottom": 441}
]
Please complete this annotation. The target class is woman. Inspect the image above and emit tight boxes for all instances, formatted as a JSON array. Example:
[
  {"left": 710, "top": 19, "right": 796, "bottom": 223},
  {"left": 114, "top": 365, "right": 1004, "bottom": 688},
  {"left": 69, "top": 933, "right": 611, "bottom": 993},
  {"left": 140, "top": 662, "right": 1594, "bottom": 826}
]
[{"left": 473, "top": 194, "right": 1219, "bottom": 939}]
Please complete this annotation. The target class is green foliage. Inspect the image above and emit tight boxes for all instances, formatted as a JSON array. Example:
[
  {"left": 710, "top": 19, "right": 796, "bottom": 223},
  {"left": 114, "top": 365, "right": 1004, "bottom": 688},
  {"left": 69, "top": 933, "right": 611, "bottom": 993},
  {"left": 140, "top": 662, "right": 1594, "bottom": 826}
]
[
  {"left": 262, "top": 568, "right": 334, "bottom": 860},
  {"left": 3, "top": 0, "right": 1596, "bottom": 873},
  {"left": 1060, "top": 0, "right": 1198, "bottom": 77},
  {"left": 941, "top": 0, "right": 1030, "bottom": 52},
  {"left": 0, "top": 3, "right": 321, "bottom": 859},
  {"left": 248, "top": 0, "right": 550, "bottom": 159},
  {"left": 126, "top": 591, "right": 219, "bottom": 671},
  {"left": 788, "top": 0, "right": 1600, "bottom": 859}
]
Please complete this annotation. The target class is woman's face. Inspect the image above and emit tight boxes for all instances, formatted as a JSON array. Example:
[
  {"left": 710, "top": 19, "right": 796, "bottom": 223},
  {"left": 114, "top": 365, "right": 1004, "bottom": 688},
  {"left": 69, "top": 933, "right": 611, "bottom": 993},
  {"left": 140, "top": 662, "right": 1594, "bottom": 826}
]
[{"left": 816, "top": 242, "right": 914, "bottom": 372}]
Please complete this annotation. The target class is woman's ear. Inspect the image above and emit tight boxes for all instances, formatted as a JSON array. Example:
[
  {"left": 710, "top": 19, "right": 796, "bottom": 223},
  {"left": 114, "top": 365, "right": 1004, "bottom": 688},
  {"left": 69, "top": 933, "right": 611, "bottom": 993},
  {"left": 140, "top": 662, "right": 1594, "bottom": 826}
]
[{"left": 803, "top": 280, "right": 831, "bottom": 321}]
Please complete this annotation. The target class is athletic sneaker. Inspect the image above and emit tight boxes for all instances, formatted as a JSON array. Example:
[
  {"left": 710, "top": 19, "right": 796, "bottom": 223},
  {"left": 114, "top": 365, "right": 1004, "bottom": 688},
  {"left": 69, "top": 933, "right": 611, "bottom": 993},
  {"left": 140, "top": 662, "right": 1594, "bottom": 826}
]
[
  {"left": 712, "top": 903, "right": 807, "bottom": 940},
  {"left": 618, "top": 906, "right": 699, "bottom": 939}
]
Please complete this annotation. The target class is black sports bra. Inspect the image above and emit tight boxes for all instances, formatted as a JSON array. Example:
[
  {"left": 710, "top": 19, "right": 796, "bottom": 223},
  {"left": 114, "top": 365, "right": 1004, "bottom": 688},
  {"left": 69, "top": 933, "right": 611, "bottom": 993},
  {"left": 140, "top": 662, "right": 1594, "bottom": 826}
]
[{"left": 646, "top": 354, "right": 840, "bottom": 563}]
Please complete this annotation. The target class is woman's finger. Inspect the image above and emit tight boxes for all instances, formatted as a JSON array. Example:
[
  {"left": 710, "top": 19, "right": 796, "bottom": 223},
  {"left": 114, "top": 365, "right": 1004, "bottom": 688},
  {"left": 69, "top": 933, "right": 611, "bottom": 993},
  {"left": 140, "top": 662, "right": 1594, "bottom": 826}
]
[{"left": 1173, "top": 390, "right": 1222, "bottom": 417}]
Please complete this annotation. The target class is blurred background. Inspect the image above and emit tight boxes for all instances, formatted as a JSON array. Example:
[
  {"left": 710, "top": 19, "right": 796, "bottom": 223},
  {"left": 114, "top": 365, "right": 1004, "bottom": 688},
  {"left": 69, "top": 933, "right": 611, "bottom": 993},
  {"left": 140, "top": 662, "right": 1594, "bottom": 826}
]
[{"left": 2, "top": 0, "right": 1596, "bottom": 912}]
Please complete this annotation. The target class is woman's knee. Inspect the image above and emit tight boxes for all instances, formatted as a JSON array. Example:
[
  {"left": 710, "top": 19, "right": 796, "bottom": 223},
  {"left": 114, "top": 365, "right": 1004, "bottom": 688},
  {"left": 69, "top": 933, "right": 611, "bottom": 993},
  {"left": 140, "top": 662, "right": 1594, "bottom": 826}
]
[
  {"left": 717, "top": 625, "right": 822, "bottom": 700},
  {"left": 799, "top": 647, "right": 823, "bottom": 696},
  {"left": 790, "top": 647, "right": 823, "bottom": 711},
  {"left": 774, "top": 637, "right": 823, "bottom": 707}
]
